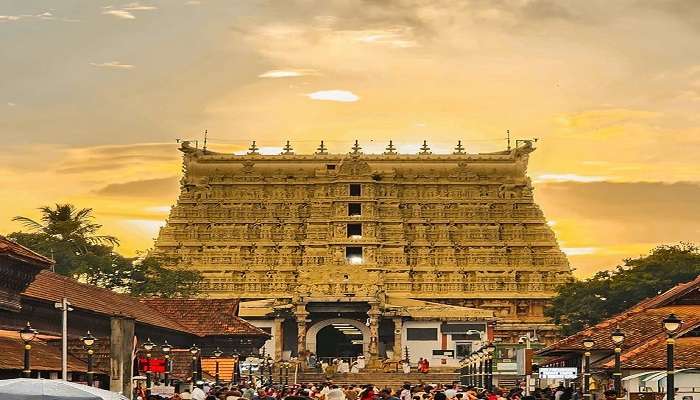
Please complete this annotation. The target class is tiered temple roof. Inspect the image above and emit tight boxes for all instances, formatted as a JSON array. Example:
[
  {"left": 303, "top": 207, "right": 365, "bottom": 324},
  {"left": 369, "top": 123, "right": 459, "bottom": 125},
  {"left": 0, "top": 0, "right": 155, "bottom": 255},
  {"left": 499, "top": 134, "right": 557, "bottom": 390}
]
[{"left": 153, "top": 139, "right": 571, "bottom": 341}]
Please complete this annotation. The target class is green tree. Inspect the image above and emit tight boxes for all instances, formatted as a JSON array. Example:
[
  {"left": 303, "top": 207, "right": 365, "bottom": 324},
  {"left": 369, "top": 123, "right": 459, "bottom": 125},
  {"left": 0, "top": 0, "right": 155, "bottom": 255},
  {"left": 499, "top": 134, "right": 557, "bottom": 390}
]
[
  {"left": 129, "top": 254, "right": 203, "bottom": 298},
  {"left": 13, "top": 204, "right": 119, "bottom": 248},
  {"left": 9, "top": 203, "right": 201, "bottom": 297},
  {"left": 546, "top": 243, "right": 700, "bottom": 335}
]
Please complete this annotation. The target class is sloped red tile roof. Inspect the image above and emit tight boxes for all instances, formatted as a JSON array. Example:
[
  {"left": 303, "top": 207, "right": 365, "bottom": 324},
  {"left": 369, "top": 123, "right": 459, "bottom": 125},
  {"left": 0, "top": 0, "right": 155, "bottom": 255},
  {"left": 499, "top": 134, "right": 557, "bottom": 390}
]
[
  {"left": 141, "top": 299, "right": 269, "bottom": 337},
  {"left": 0, "top": 330, "right": 90, "bottom": 372},
  {"left": 22, "top": 270, "right": 190, "bottom": 334},
  {"left": 540, "top": 276, "right": 700, "bottom": 354},
  {"left": 0, "top": 235, "right": 54, "bottom": 268},
  {"left": 599, "top": 336, "right": 700, "bottom": 370}
]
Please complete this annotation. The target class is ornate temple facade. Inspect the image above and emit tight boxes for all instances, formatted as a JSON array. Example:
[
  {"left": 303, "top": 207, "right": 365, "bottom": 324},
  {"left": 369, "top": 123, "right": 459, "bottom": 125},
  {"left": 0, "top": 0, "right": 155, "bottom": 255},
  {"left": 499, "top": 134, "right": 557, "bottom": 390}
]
[{"left": 153, "top": 139, "right": 572, "bottom": 367}]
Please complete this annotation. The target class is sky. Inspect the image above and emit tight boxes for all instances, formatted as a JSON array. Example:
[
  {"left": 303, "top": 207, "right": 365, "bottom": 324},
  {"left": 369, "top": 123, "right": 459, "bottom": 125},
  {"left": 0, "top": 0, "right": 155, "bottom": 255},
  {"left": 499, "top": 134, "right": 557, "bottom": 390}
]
[{"left": 1, "top": 0, "right": 699, "bottom": 277}]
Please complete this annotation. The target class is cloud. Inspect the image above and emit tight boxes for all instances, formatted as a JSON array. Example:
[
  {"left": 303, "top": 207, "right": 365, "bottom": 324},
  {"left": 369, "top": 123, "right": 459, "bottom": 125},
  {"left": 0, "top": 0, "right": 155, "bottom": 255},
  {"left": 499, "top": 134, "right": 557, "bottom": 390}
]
[
  {"left": 122, "top": 2, "right": 157, "bottom": 11},
  {"left": 94, "top": 177, "right": 179, "bottom": 198},
  {"left": 562, "top": 247, "right": 598, "bottom": 256},
  {"left": 258, "top": 69, "right": 317, "bottom": 78},
  {"left": 7, "top": 102, "right": 16, "bottom": 107},
  {"left": 89, "top": 61, "right": 135, "bottom": 70},
  {"left": 0, "top": 11, "right": 56, "bottom": 22},
  {"left": 102, "top": 9, "right": 135, "bottom": 19},
  {"left": 535, "top": 174, "right": 608, "bottom": 183},
  {"left": 306, "top": 90, "right": 359, "bottom": 102},
  {"left": 102, "top": 3, "right": 157, "bottom": 19}
]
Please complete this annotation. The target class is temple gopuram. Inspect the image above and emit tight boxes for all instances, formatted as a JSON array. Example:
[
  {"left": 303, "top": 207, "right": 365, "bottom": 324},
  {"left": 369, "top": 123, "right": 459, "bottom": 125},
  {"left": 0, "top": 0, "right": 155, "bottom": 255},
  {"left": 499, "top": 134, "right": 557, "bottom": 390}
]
[{"left": 153, "top": 139, "right": 572, "bottom": 367}]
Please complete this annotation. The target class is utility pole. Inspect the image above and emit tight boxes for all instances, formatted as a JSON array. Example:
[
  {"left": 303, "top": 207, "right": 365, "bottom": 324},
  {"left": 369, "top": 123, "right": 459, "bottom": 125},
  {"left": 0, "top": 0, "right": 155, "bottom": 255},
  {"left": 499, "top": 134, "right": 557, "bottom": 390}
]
[{"left": 54, "top": 298, "right": 72, "bottom": 380}]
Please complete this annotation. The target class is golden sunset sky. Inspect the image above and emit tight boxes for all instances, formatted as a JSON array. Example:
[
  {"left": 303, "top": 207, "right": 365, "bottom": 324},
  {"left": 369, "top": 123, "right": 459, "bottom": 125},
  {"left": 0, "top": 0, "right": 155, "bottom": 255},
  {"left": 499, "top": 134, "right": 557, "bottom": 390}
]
[{"left": 1, "top": 1, "right": 699, "bottom": 277}]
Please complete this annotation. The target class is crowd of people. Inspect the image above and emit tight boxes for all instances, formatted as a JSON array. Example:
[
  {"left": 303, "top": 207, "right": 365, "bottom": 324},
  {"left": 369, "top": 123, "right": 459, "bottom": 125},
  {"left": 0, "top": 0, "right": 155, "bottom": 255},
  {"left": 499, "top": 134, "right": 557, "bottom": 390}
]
[{"left": 137, "top": 380, "right": 587, "bottom": 400}]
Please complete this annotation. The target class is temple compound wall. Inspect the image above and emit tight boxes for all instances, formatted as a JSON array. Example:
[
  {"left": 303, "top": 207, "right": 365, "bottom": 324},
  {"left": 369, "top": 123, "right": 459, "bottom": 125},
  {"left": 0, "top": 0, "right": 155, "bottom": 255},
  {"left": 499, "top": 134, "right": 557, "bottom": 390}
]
[{"left": 153, "top": 140, "right": 572, "bottom": 367}]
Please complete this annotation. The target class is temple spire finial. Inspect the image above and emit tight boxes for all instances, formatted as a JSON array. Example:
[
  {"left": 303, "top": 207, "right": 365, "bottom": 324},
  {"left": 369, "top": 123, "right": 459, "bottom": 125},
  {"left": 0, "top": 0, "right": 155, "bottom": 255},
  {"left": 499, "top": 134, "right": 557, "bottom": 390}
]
[
  {"left": 203, "top": 129, "right": 208, "bottom": 153},
  {"left": 384, "top": 140, "right": 397, "bottom": 155},
  {"left": 418, "top": 140, "right": 431, "bottom": 155},
  {"left": 507, "top": 129, "right": 511, "bottom": 151},
  {"left": 281, "top": 140, "right": 294, "bottom": 155},
  {"left": 453, "top": 140, "right": 465, "bottom": 155},
  {"left": 316, "top": 140, "right": 328, "bottom": 155},
  {"left": 247, "top": 140, "right": 260, "bottom": 155},
  {"left": 351, "top": 140, "right": 362, "bottom": 155}
]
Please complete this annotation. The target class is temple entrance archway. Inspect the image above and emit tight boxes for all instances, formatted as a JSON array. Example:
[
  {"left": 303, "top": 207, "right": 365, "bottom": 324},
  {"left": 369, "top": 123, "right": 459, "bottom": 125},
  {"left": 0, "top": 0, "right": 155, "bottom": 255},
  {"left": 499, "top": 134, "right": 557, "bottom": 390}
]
[{"left": 306, "top": 318, "right": 369, "bottom": 357}]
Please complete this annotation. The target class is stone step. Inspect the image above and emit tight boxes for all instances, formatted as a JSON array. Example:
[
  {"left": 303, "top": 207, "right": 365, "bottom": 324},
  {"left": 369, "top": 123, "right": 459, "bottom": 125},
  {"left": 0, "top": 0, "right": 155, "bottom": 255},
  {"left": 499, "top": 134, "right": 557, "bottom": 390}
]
[{"left": 291, "top": 372, "right": 461, "bottom": 386}]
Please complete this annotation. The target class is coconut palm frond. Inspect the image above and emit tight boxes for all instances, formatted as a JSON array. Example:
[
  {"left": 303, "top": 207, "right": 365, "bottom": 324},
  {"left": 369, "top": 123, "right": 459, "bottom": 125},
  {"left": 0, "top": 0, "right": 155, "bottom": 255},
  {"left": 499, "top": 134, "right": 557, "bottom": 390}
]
[
  {"left": 86, "top": 235, "right": 120, "bottom": 246},
  {"left": 11, "top": 216, "right": 45, "bottom": 232}
]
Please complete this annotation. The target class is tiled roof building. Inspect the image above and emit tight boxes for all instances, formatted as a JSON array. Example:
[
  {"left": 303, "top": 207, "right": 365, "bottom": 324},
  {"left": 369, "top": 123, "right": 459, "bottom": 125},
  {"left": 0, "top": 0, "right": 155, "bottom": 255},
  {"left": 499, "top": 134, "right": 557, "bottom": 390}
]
[
  {"left": 0, "top": 235, "right": 268, "bottom": 391},
  {"left": 538, "top": 275, "right": 700, "bottom": 393}
]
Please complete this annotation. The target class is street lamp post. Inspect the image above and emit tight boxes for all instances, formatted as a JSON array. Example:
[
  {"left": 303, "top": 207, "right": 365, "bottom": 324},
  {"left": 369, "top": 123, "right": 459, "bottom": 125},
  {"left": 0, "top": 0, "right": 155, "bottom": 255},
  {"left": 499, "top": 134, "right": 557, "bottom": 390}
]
[
  {"left": 283, "top": 361, "right": 290, "bottom": 386},
  {"left": 266, "top": 355, "right": 274, "bottom": 385},
  {"left": 143, "top": 338, "right": 155, "bottom": 389},
  {"left": 478, "top": 349, "right": 484, "bottom": 388},
  {"left": 611, "top": 327, "right": 625, "bottom": 400},
  {"left": 663, "top": 314, "right": 682, "bottom": 400},
  {"left": 582, "top": 337, "right": 594, "bottom": 400},
  {"left": 213, "top": 347, "right": 223, "bottom": 385},
  {"left": 161, "top": 341, "right": 172, "bottom": 386},
  {"left": 232, "top": 353, "right": 240, "bottom": 385},
  {"left": 486, "top": 342, "right": 496, "bottom": 391},
  {"left": 19, "top": 322, "right": 38, "bottom": 378},
  {"left": 81, "top": 331, "right": 96, "bottom": 386},
  {"left": 189, "top": 344, "right": 200, "bottom": 385}
]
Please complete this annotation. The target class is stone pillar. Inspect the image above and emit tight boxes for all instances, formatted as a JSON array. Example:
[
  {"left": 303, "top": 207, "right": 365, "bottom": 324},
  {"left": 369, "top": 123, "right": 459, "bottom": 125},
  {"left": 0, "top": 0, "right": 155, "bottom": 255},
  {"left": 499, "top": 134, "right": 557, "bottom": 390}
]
[
  {"left": 393, "top": 317, "right": 403, "bottom": 361},
  {"left": 110, "top": 316, "right": 135, "bottom": 398},
  {"left": 368, "top": 304, "right": 381, "bottom": 359},
  {"left": 294, "top": 304, "right": 308, "bottom": 361},
  {"left": 274, "top": 317, "right": 284, "bottom": 361}
]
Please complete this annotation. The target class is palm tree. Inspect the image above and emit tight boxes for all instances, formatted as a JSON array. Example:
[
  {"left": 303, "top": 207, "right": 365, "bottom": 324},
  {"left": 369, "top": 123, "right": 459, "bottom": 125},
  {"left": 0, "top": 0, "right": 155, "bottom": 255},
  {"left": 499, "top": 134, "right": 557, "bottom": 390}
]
[{"left": 13, "top": 204, "right": 119, "bottom": 252}]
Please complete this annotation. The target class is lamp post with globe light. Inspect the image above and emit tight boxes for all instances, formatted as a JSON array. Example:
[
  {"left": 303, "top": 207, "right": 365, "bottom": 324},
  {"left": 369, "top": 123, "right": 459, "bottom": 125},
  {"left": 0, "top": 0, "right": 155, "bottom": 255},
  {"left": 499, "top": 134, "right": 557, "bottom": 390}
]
[
  {"left": 582, "top": 337, "right": 594, "bottom": 400},
  {"left": 611, "top": 327, "right": 625, "bottom": 399},
  {"left": 213, "top": 347, "right": 223, "bottom": 385},
  {"left": 161, "top": 341, "right": 172, "bottom": 386},
  {"left": 81, "top": 331, "right": 96, "bottom": 386},
  {"left": 662, "top": 314, "right": 682, "bottom": 400},
  {"left": 143, "top": 338, "right": 155, "bottom": 389},
  {"left": 189, "top": 344, "right": 200, "bottom": 384},
  {"left": 232, "top": 352, "right": 240, "bottom": 384},
  {"left": 478, "top": 349, "right": 485, "bottom": 388},
  {"left": 485, "top": 342, "right": 496, "bottom": 391},
  {"left": 19, "top": 322, "right": 38, "bottom": 378}
]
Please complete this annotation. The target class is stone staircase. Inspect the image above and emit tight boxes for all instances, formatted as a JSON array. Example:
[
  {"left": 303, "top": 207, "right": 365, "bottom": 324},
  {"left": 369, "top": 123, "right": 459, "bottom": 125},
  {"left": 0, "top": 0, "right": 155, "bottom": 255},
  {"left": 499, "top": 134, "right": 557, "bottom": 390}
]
[{"left": 289, "top": 371, "right": 461, "bottom": 388}]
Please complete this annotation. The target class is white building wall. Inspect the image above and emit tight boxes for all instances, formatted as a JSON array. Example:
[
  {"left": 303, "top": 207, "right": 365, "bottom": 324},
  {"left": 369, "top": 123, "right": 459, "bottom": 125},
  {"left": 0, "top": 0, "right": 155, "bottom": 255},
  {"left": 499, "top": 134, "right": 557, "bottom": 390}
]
[
  {"left": 250, "top": 319, "right": 275, "bottom": 357},
  {"left": 402, "top": 321, "right": 484, "bottom": 368}
]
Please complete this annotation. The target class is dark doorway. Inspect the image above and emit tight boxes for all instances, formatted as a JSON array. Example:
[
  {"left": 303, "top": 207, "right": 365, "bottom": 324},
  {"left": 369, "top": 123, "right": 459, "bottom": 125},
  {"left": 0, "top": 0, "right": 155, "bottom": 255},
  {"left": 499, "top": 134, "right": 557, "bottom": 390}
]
[{"left": 316, "top": 324, "right": 364, "bottom": 358}]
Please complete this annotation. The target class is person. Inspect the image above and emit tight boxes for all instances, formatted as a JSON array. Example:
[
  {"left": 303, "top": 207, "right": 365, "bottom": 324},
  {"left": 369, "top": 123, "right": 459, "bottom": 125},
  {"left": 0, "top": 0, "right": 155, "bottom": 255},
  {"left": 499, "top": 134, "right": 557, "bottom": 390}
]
[
  {"left": 327, "top": 387, "right": 347, "bottom": 400},
  {"left": 380, "top": 388, "right": 400, "bottom": 400},
  {"left": 351, "top": 360, "right": 361, "bottom": 373},
  {"left": 603, "top": 391, "right": 617, "bottom": 400},
  {"left": 360, "top": 385, "right": 376, "bottom": 400},
  {"left": 553, "top": 386, "right": 565, "bottom": 400},
  {"left": 402, "top": 360, "right": 411, "bottom": 374},
  {"left": 345, "top": 385, "right": 359, "bottom": 400},
  {"left": 192, "top": 383, "right": 207, "bottom": 400},
  {"left": 418, "top": 358, "right": 430, "bottom": 373},
  {"left": 400, "top": 384, "right": 412, "bottom": 400}
]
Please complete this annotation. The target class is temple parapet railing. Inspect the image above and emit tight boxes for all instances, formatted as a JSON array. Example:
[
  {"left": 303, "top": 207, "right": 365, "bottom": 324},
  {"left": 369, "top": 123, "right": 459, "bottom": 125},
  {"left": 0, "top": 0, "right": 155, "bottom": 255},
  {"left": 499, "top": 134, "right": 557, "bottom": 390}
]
[
  {"left": 198, "top": 279, "right": 566, "bottom": 294},
  {"left": 166, "top": 205, "right": 546, "bottom": 220}
]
